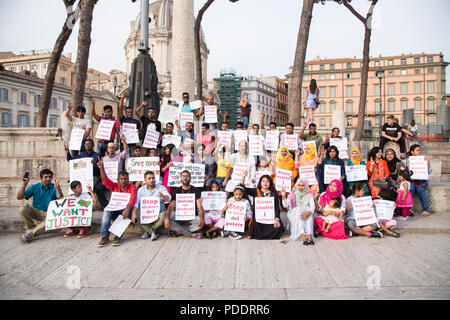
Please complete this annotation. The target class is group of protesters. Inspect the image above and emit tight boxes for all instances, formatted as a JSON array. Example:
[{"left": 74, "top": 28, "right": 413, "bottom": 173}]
[{"left": 17, "top": 79, "right": 432, "bottom": 246}]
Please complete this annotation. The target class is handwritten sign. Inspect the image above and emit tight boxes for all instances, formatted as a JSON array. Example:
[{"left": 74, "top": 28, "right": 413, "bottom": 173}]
[
  {"left": 373, "top": 199, "right": 395, "bottom": 221},
  {"left": 255, "top": 170, "right": 272, "bottom": 185},
  {"left": 95, "top": 119, "right": 115, "bottom": 141},
  {"left": 255, "top": 197, "right": 275, "bottom": 224},
  {"left": 218, "top": 130, "right": 233, "bottom": 149},
  {"left": 168, "top": 162, "right": 206, "bottom": 188},
  {"left": 201, "top": 191, "right": 226, "bottom": 211},
  {"left": 284, "top": 134, "right": 298, "bottom": 151},
  {"left": 104, "top": 192, "right": 131, "bottom": 212},
  {"left": 265, "top": 130, "right": 279, "bottom": 152},
  {"left": 275, "top": 168, "right": 292, "bottom": 192},
  {"left": 324, "top": 164, "right": 341, "bottom": 185},
  {"left": 330, "top": 137, "right": 348, "bottom": 151},
  {"left": 104, "top": 161, "right": 119, "bottom": 183},
  {"left": 249, "top": 135, "right": 264, "bottom": 156},
  {"left": 224, "top": 201, "right": 246, "bottom": 233},
  {"left": 108, "top": 215, "right": 131, "bottom": 238},
  {"left": 126, "top": 157, "right": 160, "bottom": 182},
  {"left": 69, "top": 128, "right": 84, "bottom": 151},
  {"left": 69, "top": 158, "right": 93, "bottom": 194},
  {"left": 231, "top": 162, "right": 251, "bottom": 185},
  {"left": 162, "top": 134, "right": 182, "bottom": 148},
  {"left": 190, "top": 100, "right": 202, "bottom": 110},
  {"left": 204, "top": 105, "right": 218, "bottom": 123},
  {"left": 345, "top": 165, "right": 368, "bottom": 182},
  {"left": 180, "top": 112, "right": 194, "bottom": 130},
  {"left": 233, "top": 130, "right": 248, "bottom": 151},
  {"left": 140, "top": 197, "right": 160, "bottom": 224},
  {"left": 159, "top": 98, "right": 180, "bottom": 125},
  {"left": 298, "top": 165, "right": 318, "bottom": 185},
  {"left": 142, "top": 129, "right": 160, "bottom": 149},
  {"left": 175, "top": 193, "right": 196, "bottom": 221},
  {"left": 351, "top": 196, "right": 377, "bottom": 227},
  {"left": 409, "top": 156, "right": 428, "bottom": 180},
  {"left": 122, "top": 123, "right": 139, "bottom": 144},
  {"left": 45, "top": 196, "right": 93, "bottom": 231}
]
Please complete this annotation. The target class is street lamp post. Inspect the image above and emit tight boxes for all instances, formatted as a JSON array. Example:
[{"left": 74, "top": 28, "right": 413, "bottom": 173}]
[{"left": 376, "top": 68, "right": 384, "bottom": 130}]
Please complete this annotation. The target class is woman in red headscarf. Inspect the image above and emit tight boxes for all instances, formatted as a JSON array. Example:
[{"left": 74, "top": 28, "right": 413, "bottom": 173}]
[{"left": 313, "top": 179, "right": 348, "bottom": 240}]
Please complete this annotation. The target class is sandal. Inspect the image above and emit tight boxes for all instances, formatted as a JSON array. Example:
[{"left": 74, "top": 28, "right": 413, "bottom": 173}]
[
  {"left": 391, "top": 231, "right": 401, "bottom": 238},
  {"left": 169, "top": 231, "right": 180, "bottom": 238},
  {"left": 192, "top": 232, "right": 203, "bottom": 239}
]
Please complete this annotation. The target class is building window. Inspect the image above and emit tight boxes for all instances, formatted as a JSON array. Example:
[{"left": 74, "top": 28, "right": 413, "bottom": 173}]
[
  {"left": 414, "top": 57, "right": 420, "bottom": 64},
  {"left": 427, "top": 99, "right": 435, "bottom": 113},
  {"left": 427, "top": 56, "right": 433, "bottom": 63},
  {"left": 35, "top": 94, "right": 41, "bottom": 106},
  {"left": 347, "top": 118, "right": 352, "bottom": 127},
  {"left": 414, "top": 82, "right": 422, "bottom": 94},
  {"left": 401, "top": 58, "right": 406, "bottom": 65},
  {"left": 329, "top": 87, "right": 336, "bottom": 98},
  {"left": 60, "top": 77, "right": 67, "bottom": 85},
  {"left": 0, "top": 88, "right": 8, "bottom": 101},
  {"left": 346, "top": 86, "right": 353, "bottom": 97},
  {"left": 374, "top": 84, "right": 381, "bottom": 96},
  {"left": 375, "top": 117, "right": 381, "bottom": 127},
  {"left": 319, "top": 74, "right": 325, "bottom": 80},
  {"left": 427, "top": 67, "right": 434, "bottom": 73},
  {"left": 427, "top": 81, "right": 435, "bottom": 93},
  {"left": 415, "top": 116, "right": 421, "bottom": 125},
  {"left": 401, "top": 69, "right": 407, "bottom": 76},
  {"left": 9, "top": 67, "right": 15, "bottom": 72},
  {"left": 51, "top": 97, "right": 58, "bottom": 109},
  {"left": 49, "top": 117, "right": 58, "bottom": 128},
  {"left": 400, "top": 83, "right": 408, "bottom": 94},
  {"left": 346, "top": 101, "right": 353, "bottom": 114},
  {"left": 330, "top": 74, "right": 335, "bottom": 80},
  {"left": 20, "top": 92, "right": 27, "bottom": 104},
  {"left": 388, "top": 70, "right": 394, "bottom": 77},
  {"left": 1, "top": 112, "right": 11, "bottom": 126},
  {"left": 401, "top": 99, "right": 408, "bottom": 110},
  {"left": 388, "top": 99, "right": 395, "bottom": 112},
  {"left": 388, "top": 60, "right": 393, "bottom": 66},
  {"left": 18, "top": 114, "right": 29, "bottom": 127},
  {"left": 388, "top": 84, "right": 395, "bottom": 95},
  {"left": 414, "top": 68, "right": 421, "bottom": 74},
  {"left": 375, "top": 101, "right": 381, "bottom": 113},
  {"left": 346, "top": 73, "right": 352, "bottom": 79},
  {"left": 319, "top": 103, "right": 326, "bottom": 114},
  {"left": 320, "top": 118, "right": 325, "bottom": 127},
  {"left": 63, "top": 100, "right": 70, "bottom": 111},
  {"left": 346, "top": 62, "right": 352, "bottom": 69},
  {"left": 303, "top": 75, "right": 308, "bottom": 81},
  {"left": 330, "top": 102, "right": 336, "bottom": 113},
  {"left": 330, "top": 64, "right": 335, "bottom": 70},
  {"left": 60, "top": 65, "right": 67, "bottom": 72},
  {"left": 414, "top": 98, "right": 422, "bottom": 110},
  {"left": 304, "top": 66, "right": 308, "bottom": 71},
  {"left": 320, "top": 65, "right": 324, "bottom": 70},
  {"left": 374, "top": 61, "right": 380, "bottom": 67},
  {"left": 428, "top": 115, "right": 435, "bottom": 125},
  {"left": 31, "top": 65, "right": 37, "bottom": 70},
  {"left": 247, "top": 94, "right": 252, "bottom": 101}
]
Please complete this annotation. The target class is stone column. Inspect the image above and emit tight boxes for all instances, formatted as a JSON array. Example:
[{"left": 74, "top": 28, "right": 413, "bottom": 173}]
[{"left": 171, "top": 0, "right": 195, "bottom": 100}]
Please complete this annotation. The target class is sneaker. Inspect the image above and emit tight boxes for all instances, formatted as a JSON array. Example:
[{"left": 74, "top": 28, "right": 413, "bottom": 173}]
[
  {"left": 97, "top": 236, "right": 110, "bottom": 247},
  {"left": 112, "top": 236, "right": 121, "bottom": 246},
  {"left": 221, "top": 230, "right": 229, "bottom": 238},
  {"left": 399, "top": 216, "right": 409, "bottom": 221},
  {"left": 150, "top": 232, "right": 160, "bottom": 241},
  {"left": 20, "top": 232, "right": 32, "bottom": 243},
  {"left": 64, "top": 229, "right": 77, "bottom": 238},
  {"left": 140, "top": 232, "right": 150, "bottom": 239},
  {"left": 348, "top": 230, "right": 353, "bottom": 238},
  {"left": 229, "top": 232, "right": 242, "bottom": 240},
  {"left": 369, "top": 231, "right": 383, "bottom": 239},
  {"left": 77, "top": 228, "right": 88, "bottom": 238}
]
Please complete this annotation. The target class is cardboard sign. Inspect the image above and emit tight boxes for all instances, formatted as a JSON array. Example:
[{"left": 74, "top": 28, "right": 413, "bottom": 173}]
[
  {"left": 140, "top": 197, "right": 160, "bottom": 224},
  {"left": 345, "top": 165, "right": 368, "bottom": 182},
  {"left": 168, "top": 162, "right": 206, "bottom": 188},
  {"left": 284, "top": 134, "right": 298, "bottom": 151},
  {"left": 142, "top": 129, "right": 160, "bottom": 149},
  {"left": 204, "top": 105, "right": 218, "bottom": 123},
  {"left": 201, "top": 191, "right": 226, "bottom": 211},
  {"left": 373, "top": 199, "right": 395, "bottom": 221},
  {"left": 330, "top": 137, "right": 348, "bottom": 151},
  {"left": 180, "top": 112, "right": 194, "bottom": 130},
  {"left": 231, "top": 162, "right": 251, "bottom": 185},
  {"left": 126, "top": 157, "right": 160, "bottom": 182},
  {"left": 122, "top": 123, "right": 139, "bottom": 144},
  {"left": 175, "top": 193, "right": 196, "bottom": 221},
  {"left": 351, "top": 196, "right": 377, "bottom": 227},
  {"left": 95, "top": 119, "right": 115, "bottom": 141},
  {"left": 324, "top": 164, "right": 341, "bottom": 185},
  {"left": 302, "top": 140, "right": 317, "bottom": 155},
  {"left": 275, "top": 168, "right": 292, "bottom": 192},
  {"left": 69, "top": 128, "right": 85, "bottom": 151},
  {"left": 162, "top": 134, "right": 182, "bottom": 148},
  {"left": 298, "top": 165, "right": 318, "bottom": 185},
  {"left": 159, "top": 98, "right": 180, "bottom": 125},
  {"left": 218, "top": 130, "right": 233, "bottom": 149},
  {"left": 190, "top": 100, "right": 202, "bottom": 110},
  {"left": 69, "top": 158, "right": 93, "bottom": 194},
  {"left": 409, "top": 156, "right": 428, "bottom": 180},
  {"left": 265, "top": 130, "right": 279, "bottom": 152},
  {"left": 224, "top": 201, "right": 246, "bottom": 233},
  {"left": 249, "top": 135, "right": 264, "bottom": 156},
  {"left": 108, "top": 215, "right": 131, "bottom": 238},
  {"left": 45, "top": 196, "right": 93, "bottom": 231},
  {"left": 255, "top": 197, "right": 275, "bottom": 224},
  {"left": 233, "top": 130, "right": 248, "bottom": 151},
  {"left": 104, "top": 161, "right": 119, "bottom": 183},
  {"left": 104, "top": 192, "right": 131, "bottom": 212}
]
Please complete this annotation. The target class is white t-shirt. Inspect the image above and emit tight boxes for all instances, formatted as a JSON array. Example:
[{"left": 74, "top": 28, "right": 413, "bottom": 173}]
[{"left": 72, "top": 117, "right": 92, "bottom": 130}]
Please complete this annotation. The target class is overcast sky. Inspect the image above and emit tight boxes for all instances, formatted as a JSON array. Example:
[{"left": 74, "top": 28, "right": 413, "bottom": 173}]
[{"left": 0, "top": 0, "right": 449, "bottom": 90}]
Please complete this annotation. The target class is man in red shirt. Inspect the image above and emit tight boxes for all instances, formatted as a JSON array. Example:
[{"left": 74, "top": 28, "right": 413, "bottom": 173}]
[
  {"left": 91, "top": 99, "right": 121, "bottom": 157},
  {"left": 96, "top": 157, "right": 137, "bottom": 247}
]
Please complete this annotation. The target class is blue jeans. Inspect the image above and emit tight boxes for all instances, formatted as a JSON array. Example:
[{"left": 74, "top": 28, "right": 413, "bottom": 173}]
[
  {"left": 242, "top": 116, "right": 249, "bottom": 129},
  {"left": 97, "top": 140, "right": 111, "bottom": 157},
  {"left": 70, "top": 140, "right": 86, "bottom": 158},
  {"left": 216, "top": 177, "right": 225, "bottom": 190},
  {"left": 101, "top": 209, "right": 132, "bottom": 238},
  {"left": 410, "top": 181, "right": 430, "bottom": 212}
]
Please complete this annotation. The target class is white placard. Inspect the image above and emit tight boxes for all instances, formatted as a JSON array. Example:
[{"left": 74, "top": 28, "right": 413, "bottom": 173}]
[
  {"left": 122, "top": 123, "right": 139, "bottom": 144},
  {"left": 140, "top": 197, "right": 160, "bottom": 224},
  {"left": 298, "top": 165, "right": 318, "bottom": 185},
  {"left": 373, "top": 199, "right": 395, "bottom": 221},
  {"left": 345, "top": 165, "right": 368, "bottom": 182},
  {"left": 249, "top": 135, "right": 264, "bottom": 156},
  {"left": 201, "top": 191, "right": 227, "bottom": 211},
  {"left": 409, "top": 156, "right": 428, "bottom": 180},
  {"left": 69, "top": 158, "right": 93, "bottom": 194},
  {"left": 126, "top": 157, "right": 160, "bottom": 182},
  {"left": 233, "top": 130, "right": 248, "bottom": 151},
  {"left": 180, "top": 112, "right": 194, "bottom": 130},
  {"left": 330, "top": 137, "right": 348, "bottom": 151},
  {"left": 95, "top": 119, "right": 115, "bottom": 141},
  {"left": 104, "top": 192, "right": 131, "bottom": 212},
  {"left": 142, "top": 129, "right": 160, "bottom": 149},
  {"left": 46, "top": 196, "right": 93, "bottom": 231},
  {"left": 159, "top": 98, "right": 180, "bottom": 125},
  {"left": 284, "top": 134, "right": 298, "bottom": 151},
  {"left": 255, "top": 197, "right": 275, "bottom": 224},
  {"left": 231, "top": 162, "right": 251, "bottom": 185},
  {"left": 175, "top": 193, "right": 196, "bottom": 221},
  {"left": 224, "top": 201, "right": 246, "bottom": 233},
  {"left": 338, "top": 150, "right": 349, "bottom": 160},
  {"left": 265, "top": 130, "right": 279, "bottom": 152},
  {"left": 204, "top": 105, "right": 218, "bottom": 123},
  {"left": 301, "top": 140, "right": 317, "bottom": 155},
  {"left": 69, "top": 128, "right": 85, "bottom": 151},
  {"left": 108, "top": 215, "right": 131, "bottom": 238},
  {"left": 167, "top": 162, "right": 206, "bottom": 188},
  {"left": 162, "top": 134, "right": 182, "bottom": 149},
  {"left": 255, "top": 170, "right": 272, "bottom": 185},
  {"left": 190, "top": 100, "right": 202, "bottom": 110},
  {"left": 218, "top": 130, "right": 233, "bottom": 149},
  {"left": 275, "top": 168, "right": 292, "bottom": 192},
  {"left": 104, "top": 161, "right": 119, "bottom": 183},
  {"left": 324, "top": 164, "right": 341, "bottom": 185},
  {"left": 351, "top": 196, "right": 378, "bottom": 227}
]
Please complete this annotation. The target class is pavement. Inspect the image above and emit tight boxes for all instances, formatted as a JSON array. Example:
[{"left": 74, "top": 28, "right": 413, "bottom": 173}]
[{"left": 0, "top": 207, "right": 449, "bottom": 300}]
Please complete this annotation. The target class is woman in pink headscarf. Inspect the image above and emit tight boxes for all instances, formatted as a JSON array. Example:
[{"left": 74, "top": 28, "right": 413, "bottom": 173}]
[{"left": 313, "top": 179, "right": 348, "bottom": 240}]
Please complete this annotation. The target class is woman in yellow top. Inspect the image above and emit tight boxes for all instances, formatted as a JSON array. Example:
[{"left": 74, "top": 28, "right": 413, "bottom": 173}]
[
  {"left": 213, "top": 146, "right": 232, "bottom": 190},
  {"left": 295, "top": 143, "right": 320, "bottom": 195},
  {"left": 271, "top": 145, "right": 298, "bottom": 189}
]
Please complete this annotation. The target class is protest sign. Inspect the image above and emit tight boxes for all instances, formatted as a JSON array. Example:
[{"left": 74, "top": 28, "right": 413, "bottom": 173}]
[
  {"left": 218, "top": 130, "right": 233, "bottom": 149},
  {"left": 175, "top": 193, "right": 196, "bottom": 221},
  {"left": 121, "top": 123, "right": 139, "bottom": 144},
  {"left": 162, "top": 134, "right": 182, "bottom": 148},
  {"left": 301, "top": 140, "right": 317, "bottom": 155},
  {"left": 284, "top": 134, "right": 298, "bottom": 151},
  {"left": 324, "top": 164, "right": 341, "bottom": 184},
  {"left": 69, "top": 158, "right": 93, "bottom": 194},
  {"left": 231, "top": 162, "right": 251, "bottom": 185},
  {"left": 345, "top": 165, "right": 368, "bottom": 182},
  {"left": 158, "top": 98, "right": 180, "bottom": 125},
  {"left": 265, "top": 130, "right": 279, "bottom": 151},
  {"left": 201, "top": 191, "right": 227, "bottom": 211},
  {"left": 142, "top": 129, "right": 160, "bottom": 149},
  {"left": 233, "top": 130, "right": 248, "bottom": 151},
  {"left": 45, "top": 196, "right": 93, "bottom": 231},
  {"left": 338, "top": 150, "right": 349, "bottom": 160},
  {"left": 108, "top": 215, "right": 131, "bottom": 238},
  {"left": 204, "top": 105, "right": 218, "bottom": 123},
  {"left": 255, "top": 197, "right": 275, "bottom": 224},
  {"left": 140, "top": 197, "right": 160, "bottom": 224},
  {"left": 255, "top": 170, "right": 272, "bottom": 185},
  {"left": 249, "top": 135, "right": 264, "bottom": 156},
  {"left": 330, "top": 137, "right": 348, "bottom": 151},
  {"left": 298, "top": 165, "right": 318, "bottom": 185},
  {"left": 104, "top": 161, "right": 119, "bottom": 183},
  {"left": 224, "top": 201, "right": 246, "bottom": 233},
  {"left": 180, "top": 112, "right": 194, "bottom": 130},
  {"left": 126, "top": 157, "right": 160, "bottom": 182},
  {"left": 409, "top": 156, "right": 428, "bottom": 180},
  {"left": 104, "top": 192, "right": 131, "bottom": 212},
  {"left": 351, "top": 196, "right": 377, "bottom": 227},
  {"left": 275, "top": 168, "right": 292, "bottom": 192},
  {"left": 190, "top": 100, "right": 202, "bottom": 110},
  {"left": 95, "top": 119, "right": 115, "bottom": 140},
  {"left": 168, "top": 162, "right": 206, "bottom": 188},
  {"left": 373, "top": 199, "right": 395, "bottom": 221},
  {"left": 69, "top": 128, "right": 85, "bottom": 151}
]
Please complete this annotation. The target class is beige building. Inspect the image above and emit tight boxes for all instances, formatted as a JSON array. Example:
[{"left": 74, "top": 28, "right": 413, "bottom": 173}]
[
  {"left": 287, "top": 53, "right": 448, "bottom": 130},
  {"left": 262, "top": 76, "right": 289, "bottom": 125}
]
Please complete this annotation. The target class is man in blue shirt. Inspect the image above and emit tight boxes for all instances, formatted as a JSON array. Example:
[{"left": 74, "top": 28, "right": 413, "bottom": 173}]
[{"left": 17, "top": 169, "right": 64, "bottom": 243}]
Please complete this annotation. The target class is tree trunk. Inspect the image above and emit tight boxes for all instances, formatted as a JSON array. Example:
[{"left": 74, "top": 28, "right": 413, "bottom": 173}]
[
  {"left": 36, "top": 0, "right": 78, "bottom": 127},
  {"left": 194, "top": 0, "right": 215, "bottom": 100},
  {"left": 288, "top": 0, "right": 315, "bottom": 127},
  {"left": 71, "top": 0, "right": 97, "bottom": 110}
]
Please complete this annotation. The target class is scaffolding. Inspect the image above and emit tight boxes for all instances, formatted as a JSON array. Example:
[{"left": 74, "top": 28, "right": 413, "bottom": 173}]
[{"left": 215, "top": 70, "right": 241, "bottom": 129}]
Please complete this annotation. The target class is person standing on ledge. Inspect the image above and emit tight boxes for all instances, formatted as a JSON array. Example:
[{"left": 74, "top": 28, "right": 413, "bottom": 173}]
[{"left": 239, "top": 92, "right": 252, "bottom": 129}]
